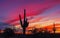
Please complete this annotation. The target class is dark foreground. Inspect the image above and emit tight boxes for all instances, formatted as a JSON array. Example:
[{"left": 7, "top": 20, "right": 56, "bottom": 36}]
[
  {"left": 0, "top": 28, "right": 60, "bottom": 38},
  {"left": 0, "top": 33, "right": 60, "bottom": 38}
]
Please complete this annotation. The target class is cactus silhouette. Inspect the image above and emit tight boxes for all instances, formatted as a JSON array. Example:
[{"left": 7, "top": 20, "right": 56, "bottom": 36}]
[
  {"left": 19, "top": 9, "right": 29, "bottom": 35},
  {"left": 53, "top": 23, "right": 56, "bottom": 34}
]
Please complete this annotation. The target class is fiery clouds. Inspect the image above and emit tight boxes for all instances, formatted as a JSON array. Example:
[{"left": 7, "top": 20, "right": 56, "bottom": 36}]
[{"left": 0, "top": 0, "right": 60, "bottom": 30}]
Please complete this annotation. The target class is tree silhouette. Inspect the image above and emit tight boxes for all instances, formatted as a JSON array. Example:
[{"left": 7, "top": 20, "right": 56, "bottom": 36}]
[
  {"left": 32, "top": 28, "right": 37, "bottom": 34},
  {"left": 44, "top": 28, "right": 50, "bottom": 33},
  {"left": 19, "top": 9, "right": 29, "bottom": 35},
  {"left": 39, "top": 28, "right": 43, "bottom": 32}
]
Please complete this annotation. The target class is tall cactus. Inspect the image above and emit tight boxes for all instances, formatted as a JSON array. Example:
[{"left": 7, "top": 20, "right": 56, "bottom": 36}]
[
  {"left": 53, "top": 23, "right": 56, "bottom": 34},
  {"left": 19, "top": 9, "right": 29, "bottom": 35}
]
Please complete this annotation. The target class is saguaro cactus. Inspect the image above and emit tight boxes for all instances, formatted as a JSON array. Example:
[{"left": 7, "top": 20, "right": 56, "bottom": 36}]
[
  {"left": 19, "top": 9, "right": 29, "bottom": 35},
  {"left": 53, "top": 23, "right": 56, "bottom": 34}
]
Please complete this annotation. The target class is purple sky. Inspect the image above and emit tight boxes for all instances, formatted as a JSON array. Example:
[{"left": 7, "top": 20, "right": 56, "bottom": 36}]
[{"left": 0, "top": 0, "right": 60, "bottom": 27}]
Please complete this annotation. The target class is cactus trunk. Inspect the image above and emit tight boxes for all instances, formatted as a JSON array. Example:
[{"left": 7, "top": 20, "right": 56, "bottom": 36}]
[{"left": 23, "top": 28, "right": 26, "bottom": 35}]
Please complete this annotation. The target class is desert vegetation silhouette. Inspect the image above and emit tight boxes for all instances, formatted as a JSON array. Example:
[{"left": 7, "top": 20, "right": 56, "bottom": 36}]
[{"left": 19, "top": 9, "right": 29, "bottom": 35}]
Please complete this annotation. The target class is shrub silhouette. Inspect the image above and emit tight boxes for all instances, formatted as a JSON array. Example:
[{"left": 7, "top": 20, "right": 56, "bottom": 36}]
[
  {"left": 32, "top": 28, "right": 38, "bottom": 34},
  {"left": 3, "top": 28, "right": 15, "bottom": 38}
]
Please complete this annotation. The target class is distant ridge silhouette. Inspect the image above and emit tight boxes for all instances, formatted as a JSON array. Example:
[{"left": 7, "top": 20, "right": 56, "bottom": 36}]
[{"left": 0, "top": 22, "right": 12, "bottom": 30}]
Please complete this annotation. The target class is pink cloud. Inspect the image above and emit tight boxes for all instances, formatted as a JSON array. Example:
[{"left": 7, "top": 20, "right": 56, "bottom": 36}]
[{"left": 4, "top": 0, "right": 60, "bottom": 25}]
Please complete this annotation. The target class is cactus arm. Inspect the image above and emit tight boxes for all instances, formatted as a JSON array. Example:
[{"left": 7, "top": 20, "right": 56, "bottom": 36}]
[
  {"left": 26, "top": 18, "right": 29, "bottom": 26},
  {"left": 19, "top": 14, "right": 23, "bottom": 26}
]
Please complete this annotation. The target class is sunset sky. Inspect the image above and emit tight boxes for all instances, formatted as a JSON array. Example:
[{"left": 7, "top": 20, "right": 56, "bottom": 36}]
[{"left": 0, "top": 0, "right": 60, "bottom": 33}]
